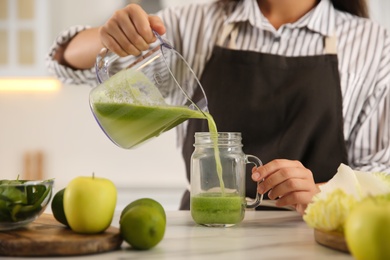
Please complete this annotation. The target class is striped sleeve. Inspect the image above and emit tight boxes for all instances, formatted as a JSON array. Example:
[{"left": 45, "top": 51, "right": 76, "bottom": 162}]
[
  {"left": 46, "top": 25, "right": 97, "bottom": 87},
  {"left": 348, "top": 27, "right": 390, "bottom": 173}
]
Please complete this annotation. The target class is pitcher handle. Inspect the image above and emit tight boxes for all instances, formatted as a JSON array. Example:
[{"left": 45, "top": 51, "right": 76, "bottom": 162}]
[
  {"left": 95, "top": 48, "right": 119, "bottom": 84},
  {"left": 245, "top": 155, "right": 264, "bottom": 209},
  {"left": 95, "top": 30, "right": 171, "bottom": 84}
]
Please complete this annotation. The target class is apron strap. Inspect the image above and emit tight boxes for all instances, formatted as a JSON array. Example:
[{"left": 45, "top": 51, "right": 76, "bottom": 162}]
[
  {"left": 217, "top": 23, "right": 238, "bottom": 49},
  {"left": 324, "top": 31, "right": 337, "bottom": 54}
]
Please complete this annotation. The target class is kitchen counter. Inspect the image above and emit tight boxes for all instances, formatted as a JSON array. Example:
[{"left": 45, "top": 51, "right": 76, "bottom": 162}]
[{"left": 3, "top": 211, "right": 353, "bottom": 260}]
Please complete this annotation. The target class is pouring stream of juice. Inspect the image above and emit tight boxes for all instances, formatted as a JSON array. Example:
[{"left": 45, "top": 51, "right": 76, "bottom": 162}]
[
  {"left": 204, "top": 113, "right": 225, "bottom": 195},
  {"left": 91, "top": 67, "right": 225, "bottom": 194}
]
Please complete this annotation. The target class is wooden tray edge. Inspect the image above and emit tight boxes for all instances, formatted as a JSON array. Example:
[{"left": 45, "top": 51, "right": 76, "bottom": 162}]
[
  {"left": 314, "top": 229, "right": 350, "bottom": 253},
  {"left": 0, "top": 213, "right": 123, "bottom": 257}
]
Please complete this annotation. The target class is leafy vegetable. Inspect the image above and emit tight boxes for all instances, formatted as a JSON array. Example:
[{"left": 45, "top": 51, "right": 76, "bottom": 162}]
[
  {"left": 0, "top": 179, "right": 53, "bottom": 222},
  {"left": 304, "top": 189, "right": 357, "bottom": 232},
  {"left": 303, "top": 164, "right": 390, "bottom": 233}
]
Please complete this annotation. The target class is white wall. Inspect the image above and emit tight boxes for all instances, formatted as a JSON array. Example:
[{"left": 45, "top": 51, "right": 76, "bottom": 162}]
[
  {"left": 0, "top": 85, "right": 187, "bottom": 185},
  {"left": 370, "top": 0, "right": 390, "bottom": 29},
  {"left": 48, "top": 0, "right": 125, "bottom": 37}
]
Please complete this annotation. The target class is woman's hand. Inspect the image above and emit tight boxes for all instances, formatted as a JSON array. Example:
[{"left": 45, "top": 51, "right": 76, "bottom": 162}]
[
  {"left": 99, "top": 4, "right": 166, "bottom": 57},
  {"left": 59, "top": 4, "right": 166, "bottom": 69},
  {"left": 251, "top": 159, "right": 320, "bottom": 215}
]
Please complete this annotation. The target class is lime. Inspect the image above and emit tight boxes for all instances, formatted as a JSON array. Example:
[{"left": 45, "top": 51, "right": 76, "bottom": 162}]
[
  {"left": 120, "top": 198, "right": 166, "bottom": 222},
  {"left": 51, "top": 188, "right": 69, "bottom": 227},
  {"left": 120, "top": 205, "right": 166, "bottom": 250}
]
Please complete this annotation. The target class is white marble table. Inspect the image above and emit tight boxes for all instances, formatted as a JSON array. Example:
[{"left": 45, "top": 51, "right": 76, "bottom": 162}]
[{"left": 3, "top": 211, "right": 353, "bottom": 260}]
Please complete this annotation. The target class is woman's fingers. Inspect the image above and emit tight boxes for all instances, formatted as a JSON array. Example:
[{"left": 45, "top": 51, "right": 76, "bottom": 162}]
[
  {"left": 149, "top": 15, "right": 166, "bottom": 35},
  {"left": 100, "top": 20, "right": 140, "bottom": 56},
  {"left": 252, "top": 159, "right": 320, "bottom": 215},
  {"left": 257, "top": 165, "right": 313, "bottom": 195},
  {"left": 123, "top": 4, "right": 155, "bottom": 46},
  {"left": 274, "top": 190, "right": 314, "bottom": 206},
  {"left": 252, "top": 159, "right": 304, "bottom": 181},
  {"left": 267, "top": 177, "right": 310, "bottom": 200},
  {"left": 99, "top": 4, "right": 166, "bottom": 56}
]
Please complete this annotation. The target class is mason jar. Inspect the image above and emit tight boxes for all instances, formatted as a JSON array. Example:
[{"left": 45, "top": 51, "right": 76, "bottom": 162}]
[{"left": 190, "top": 132, "right": 263, "bottom": 227}]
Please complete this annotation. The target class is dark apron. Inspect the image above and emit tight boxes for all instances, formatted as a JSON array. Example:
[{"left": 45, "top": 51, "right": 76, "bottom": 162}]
[{"left": 180, "top": 27, "right": 348, "bottom": 210}]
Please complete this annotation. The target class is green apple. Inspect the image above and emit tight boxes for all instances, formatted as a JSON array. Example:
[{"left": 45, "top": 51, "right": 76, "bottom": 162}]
[
  {"left": 64, "top": 174, "right": 117, "bottom": 234},
  {"left": 344, "top": 196, "right": 390, "bottom": 260}
]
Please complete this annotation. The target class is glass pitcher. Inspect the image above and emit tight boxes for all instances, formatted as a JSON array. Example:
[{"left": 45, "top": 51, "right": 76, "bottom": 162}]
[
  {"left": 190, "top": 132, "right": 264, "bottom": 227},
  {"left": 90, "top": 32, "right": 208, "bottom": 149}
]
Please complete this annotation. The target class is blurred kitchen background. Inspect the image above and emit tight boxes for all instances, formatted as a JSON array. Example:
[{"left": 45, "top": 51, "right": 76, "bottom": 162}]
[{"left": 0, "top": 0, "right": 389, "bottom": 211}]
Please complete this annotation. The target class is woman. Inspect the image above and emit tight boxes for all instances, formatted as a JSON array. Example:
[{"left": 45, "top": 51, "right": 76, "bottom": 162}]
[{"left": 47, "top": 0, "right": 390, "bottom": 215}]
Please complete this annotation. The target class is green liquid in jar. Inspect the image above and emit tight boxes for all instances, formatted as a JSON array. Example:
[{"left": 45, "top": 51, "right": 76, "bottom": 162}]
[{"left": 191, "top": 193, "right": 244, "bottom": 225}]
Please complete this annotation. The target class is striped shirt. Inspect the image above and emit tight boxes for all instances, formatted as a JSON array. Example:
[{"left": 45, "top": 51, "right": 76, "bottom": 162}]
[{"left": 46, "top": 0, "right": 390, "bottom": 173}]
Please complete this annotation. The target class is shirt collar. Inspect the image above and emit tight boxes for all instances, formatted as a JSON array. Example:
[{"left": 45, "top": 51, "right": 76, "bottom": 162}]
[
  {"left": 225, "top": 0, "right": 335, "bottom": 37},
  {"left": 306, "top": 0, "right": 336, "bottom": 36}
]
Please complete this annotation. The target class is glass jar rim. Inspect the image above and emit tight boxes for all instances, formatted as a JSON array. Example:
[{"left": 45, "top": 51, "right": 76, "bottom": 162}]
[
  {"left": 194, "top": 132, "right": 241, "bottom": 138},
  {"left": 194, "top": 132, "right": 242, "bottom": 146}
]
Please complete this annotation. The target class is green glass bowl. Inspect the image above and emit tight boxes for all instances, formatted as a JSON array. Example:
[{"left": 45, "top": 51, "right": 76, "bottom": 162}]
[{"left": 0, "top": 179, "right": 54, "bottom": 230}]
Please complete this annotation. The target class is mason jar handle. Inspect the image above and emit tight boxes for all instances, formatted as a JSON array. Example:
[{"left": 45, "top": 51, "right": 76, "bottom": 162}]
[{"left": 245, "top": 155, "right": 264, "bottom": 209}]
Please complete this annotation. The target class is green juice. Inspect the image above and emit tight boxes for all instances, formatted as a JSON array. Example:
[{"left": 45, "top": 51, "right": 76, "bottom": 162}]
[
  {"left": 92, "top": 102, "right": 206, "bottom": 149},
  {"left": 191, "top": 193, "right": 245, "bottom": 225}
]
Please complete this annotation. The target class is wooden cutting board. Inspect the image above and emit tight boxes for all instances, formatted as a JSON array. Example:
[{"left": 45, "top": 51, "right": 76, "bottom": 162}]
[
  {"left": 0, "top": 213, "right": 123, "bottom": 256},
  {"left": 314, "top": 229, "right": 350, "bottom": 253}
]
